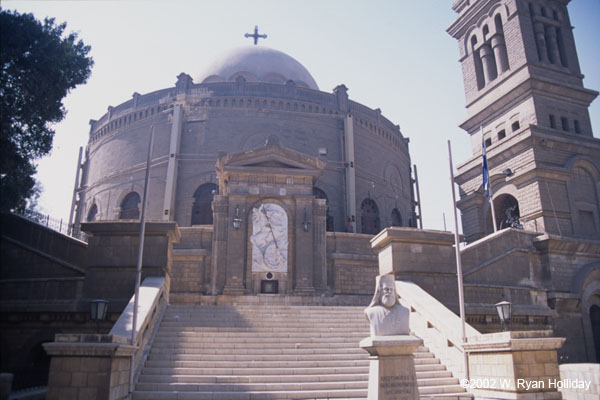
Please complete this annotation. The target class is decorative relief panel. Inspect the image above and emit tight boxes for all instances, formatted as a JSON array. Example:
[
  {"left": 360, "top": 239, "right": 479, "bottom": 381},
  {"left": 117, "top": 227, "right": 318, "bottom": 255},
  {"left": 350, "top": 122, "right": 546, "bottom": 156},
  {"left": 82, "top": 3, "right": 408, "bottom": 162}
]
[{"left": 250, "top": 203, "right": 288, "bottom": 272}]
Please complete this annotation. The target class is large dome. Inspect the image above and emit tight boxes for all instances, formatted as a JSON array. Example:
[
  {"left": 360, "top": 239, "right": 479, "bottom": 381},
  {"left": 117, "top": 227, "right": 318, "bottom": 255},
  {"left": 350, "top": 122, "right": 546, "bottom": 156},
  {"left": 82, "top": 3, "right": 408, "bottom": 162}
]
[{"left": 198, "top": 46, "right": 319, "bottom": 90}]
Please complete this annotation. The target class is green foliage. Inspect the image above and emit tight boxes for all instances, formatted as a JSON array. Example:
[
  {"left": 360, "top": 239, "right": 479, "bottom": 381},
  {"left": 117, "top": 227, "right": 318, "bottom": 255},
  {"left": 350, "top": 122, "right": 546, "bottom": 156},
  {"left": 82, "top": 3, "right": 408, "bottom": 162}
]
[{"left": 0, "top": 9, "right": 93, "bottom": 212}]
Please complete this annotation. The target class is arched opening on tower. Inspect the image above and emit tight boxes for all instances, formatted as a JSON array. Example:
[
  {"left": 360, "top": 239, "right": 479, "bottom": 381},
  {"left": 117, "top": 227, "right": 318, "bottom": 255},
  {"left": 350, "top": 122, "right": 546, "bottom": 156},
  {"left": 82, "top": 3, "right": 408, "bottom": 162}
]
[
  {"left": 313, "top": 187, "right": 333, "bottom": 232},
  {"left": 391, "top": 208, "right": 402, "bottom": 227},
  {"left": 191, "top": 183, "right": 218, "bottom": 225},
  {"left": 119, "top": 192, "right": 141, "bottom": 220},
  {"left": 486, "top": 194, "right": 521, "bottom": 233},
  {"left": 361, "top": 198, "right": 380, "bottom": 235},
  {"left": 590, "top": 305, "right": 600, "bottom": 362}
]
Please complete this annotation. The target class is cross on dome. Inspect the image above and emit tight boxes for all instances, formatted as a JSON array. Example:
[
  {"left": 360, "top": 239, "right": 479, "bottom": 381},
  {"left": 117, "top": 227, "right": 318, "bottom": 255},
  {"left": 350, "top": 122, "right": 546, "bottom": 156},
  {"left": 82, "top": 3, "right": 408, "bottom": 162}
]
[{"left": 244, "top": 25, "right": 267, "bottom": 45}]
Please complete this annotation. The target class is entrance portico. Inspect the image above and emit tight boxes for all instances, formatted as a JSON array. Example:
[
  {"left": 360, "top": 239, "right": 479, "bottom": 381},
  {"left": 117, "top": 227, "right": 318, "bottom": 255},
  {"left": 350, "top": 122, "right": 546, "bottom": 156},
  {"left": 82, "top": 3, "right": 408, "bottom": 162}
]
[{"left": 211, "top": 136, "right": 328, "bottom": 295}]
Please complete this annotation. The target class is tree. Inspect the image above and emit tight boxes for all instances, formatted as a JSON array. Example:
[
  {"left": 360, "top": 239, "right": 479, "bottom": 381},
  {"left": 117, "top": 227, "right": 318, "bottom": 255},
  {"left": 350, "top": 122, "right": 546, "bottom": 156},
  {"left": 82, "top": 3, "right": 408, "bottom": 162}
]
[{"left": 0, "top": 9, "right": 93, "bottom": 212}]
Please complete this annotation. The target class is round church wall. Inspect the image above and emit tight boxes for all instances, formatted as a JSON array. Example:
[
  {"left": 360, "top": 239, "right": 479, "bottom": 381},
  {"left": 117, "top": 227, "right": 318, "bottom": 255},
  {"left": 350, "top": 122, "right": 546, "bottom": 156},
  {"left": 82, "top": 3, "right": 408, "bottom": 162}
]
[{"left": 80, "top": 58, "right": 414, "bottom": 233}]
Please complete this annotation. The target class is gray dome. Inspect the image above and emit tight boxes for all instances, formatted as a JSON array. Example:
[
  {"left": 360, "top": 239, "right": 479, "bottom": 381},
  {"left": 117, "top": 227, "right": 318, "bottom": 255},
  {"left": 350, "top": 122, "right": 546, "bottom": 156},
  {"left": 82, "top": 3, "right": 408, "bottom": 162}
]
[{"left": 199, "top": 46, "right": 319, "bottom": 90}]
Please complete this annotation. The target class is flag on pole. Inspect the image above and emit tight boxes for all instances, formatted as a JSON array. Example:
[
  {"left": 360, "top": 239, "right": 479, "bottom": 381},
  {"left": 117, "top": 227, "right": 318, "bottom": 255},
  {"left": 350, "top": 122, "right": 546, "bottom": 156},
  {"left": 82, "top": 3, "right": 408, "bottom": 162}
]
[{"left": 481, "top": 127, "right": 492, "bottom": 199}]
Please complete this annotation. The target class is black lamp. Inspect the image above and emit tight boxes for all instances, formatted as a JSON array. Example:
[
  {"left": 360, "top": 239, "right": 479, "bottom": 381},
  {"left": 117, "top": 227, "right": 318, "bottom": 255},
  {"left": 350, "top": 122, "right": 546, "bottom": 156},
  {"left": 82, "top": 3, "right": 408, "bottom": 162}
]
[
  {"left": 90, "top": 299, "right": 108, "bottom": 332},
  {"left": 495, "top": 300, "right": 512, "bottom": 331}
]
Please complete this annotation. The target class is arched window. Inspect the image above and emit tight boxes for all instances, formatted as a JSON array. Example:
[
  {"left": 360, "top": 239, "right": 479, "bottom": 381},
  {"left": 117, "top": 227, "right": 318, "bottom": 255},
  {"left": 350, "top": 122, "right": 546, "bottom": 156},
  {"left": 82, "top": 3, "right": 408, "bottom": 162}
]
[
  {"left": 361, "top": 198, "right": 380, "bottom": 235},
  {"left": 471, "top": 35, "right": 485, "bottom": 90},
  {"left": 119, "top": 192, "right": 141, "bottom": 220},
  {"left": 391, "top": 208, "right": 402, "bottom": 227},
  {"left": 87, "top": 204, "right": 98, "bottom": 222},
  {"left": 192, "top": 183, "right": 218, "bottom": 225},
  {"left": 493, "top": 194, "right": 521, "bottom": 231},
  {"left": 313, "top": 187, "right": 334, "bottom": 232}
]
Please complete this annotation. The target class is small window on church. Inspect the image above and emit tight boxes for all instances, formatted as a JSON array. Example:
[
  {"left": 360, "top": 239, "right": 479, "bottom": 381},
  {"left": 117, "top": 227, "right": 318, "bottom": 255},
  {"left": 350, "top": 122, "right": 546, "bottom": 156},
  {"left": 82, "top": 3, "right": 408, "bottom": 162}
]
[
  {"left": 574, "top": 120, "right": 581, "bottom": 134},
  {"left": 119, "top": 192, "right": 141, "bottom": 220},
  {"left": 497, "top": 130, "right": 506, "bottom": 140},
  {"left": 561, "top": 117, "right": 569, "bottom": 131},
  {"left": 485, "top": 138, "right": 492, "bottom": 147},
  {"left": 549, "top": 115, "right": 556, "bottom": 129},
  {"left": 511, "top": 121, "right": 520, "bottom": 131},
  {"left": 87, "top": 204, "right": 98, "bottom": 222}
]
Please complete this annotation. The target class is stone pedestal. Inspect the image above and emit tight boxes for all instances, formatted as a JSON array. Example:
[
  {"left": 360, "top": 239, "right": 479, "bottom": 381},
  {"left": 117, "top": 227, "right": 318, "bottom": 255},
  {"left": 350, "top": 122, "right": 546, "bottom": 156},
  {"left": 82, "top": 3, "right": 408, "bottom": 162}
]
[
  {"left": 464, "top": 330, "right": 565, "bottom": 400},
  {"left": 360, "top": 335, "right": 423, "bottom": 400},
  {"left": 44, "top": 334, "right": 136, "bottom": 400}
]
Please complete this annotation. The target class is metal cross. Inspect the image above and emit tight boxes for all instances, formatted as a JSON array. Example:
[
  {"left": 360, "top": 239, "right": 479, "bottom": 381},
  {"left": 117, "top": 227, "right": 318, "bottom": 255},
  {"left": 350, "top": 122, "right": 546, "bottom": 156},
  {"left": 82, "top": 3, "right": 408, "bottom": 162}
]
[{"left": 245, "top": 25, "right": 267, "bottom": 45}]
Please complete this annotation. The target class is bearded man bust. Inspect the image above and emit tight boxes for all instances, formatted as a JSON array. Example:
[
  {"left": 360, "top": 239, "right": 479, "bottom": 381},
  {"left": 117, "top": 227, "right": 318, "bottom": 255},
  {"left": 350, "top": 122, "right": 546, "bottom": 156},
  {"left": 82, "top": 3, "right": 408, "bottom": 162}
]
[{"left": 364, "top": 274, "right": 410, "bottom": 336}]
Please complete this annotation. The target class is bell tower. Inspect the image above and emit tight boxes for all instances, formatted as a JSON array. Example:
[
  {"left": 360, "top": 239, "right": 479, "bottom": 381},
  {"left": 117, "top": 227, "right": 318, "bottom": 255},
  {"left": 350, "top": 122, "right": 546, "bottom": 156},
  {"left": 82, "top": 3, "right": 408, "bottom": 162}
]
[{"left": 447, "top": 0, "right": 600, "bottom": 242}]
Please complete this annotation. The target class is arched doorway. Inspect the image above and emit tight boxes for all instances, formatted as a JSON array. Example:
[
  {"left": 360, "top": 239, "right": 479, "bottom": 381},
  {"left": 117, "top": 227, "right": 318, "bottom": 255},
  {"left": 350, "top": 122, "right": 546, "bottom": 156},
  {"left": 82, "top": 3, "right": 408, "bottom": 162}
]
[
  {"left": 313, "top": 187, "right": 333, "bottom": 232},
  {"left": 361, "top": 198, "right": 380, "bottom": 234},
  {"left": 591, "top": 305, "right": 600, "bottom": 362},
  {"left": 119, "top": 192, "right": 141, "bottom": 220},
  {"left": 391, "top": 208, "right": 402, "bottom": 227},
  {"left": 192, "top": 183, "right": 217, "bottom": 225}
]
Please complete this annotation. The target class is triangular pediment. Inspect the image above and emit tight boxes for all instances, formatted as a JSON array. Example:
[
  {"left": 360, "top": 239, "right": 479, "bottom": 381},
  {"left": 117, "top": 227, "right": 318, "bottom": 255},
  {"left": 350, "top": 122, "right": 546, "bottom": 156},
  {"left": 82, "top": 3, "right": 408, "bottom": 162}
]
[{"left": 218, "top": 138, "right": 325, "bottom": 172}]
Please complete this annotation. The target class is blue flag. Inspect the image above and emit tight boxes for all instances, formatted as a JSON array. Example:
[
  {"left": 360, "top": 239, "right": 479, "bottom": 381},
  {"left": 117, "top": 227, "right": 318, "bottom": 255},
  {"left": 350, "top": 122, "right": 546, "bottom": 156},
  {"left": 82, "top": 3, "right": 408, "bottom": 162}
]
[{"left": 482, "top": 130, "right": 492, "bottom": 198}]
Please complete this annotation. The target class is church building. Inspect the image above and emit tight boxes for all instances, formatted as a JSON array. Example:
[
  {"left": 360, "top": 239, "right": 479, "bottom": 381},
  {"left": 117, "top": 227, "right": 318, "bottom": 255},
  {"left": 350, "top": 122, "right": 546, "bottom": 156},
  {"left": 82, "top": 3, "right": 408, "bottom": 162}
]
[{"left": 1, "top": 1, "right": 599, "bottom": 397}]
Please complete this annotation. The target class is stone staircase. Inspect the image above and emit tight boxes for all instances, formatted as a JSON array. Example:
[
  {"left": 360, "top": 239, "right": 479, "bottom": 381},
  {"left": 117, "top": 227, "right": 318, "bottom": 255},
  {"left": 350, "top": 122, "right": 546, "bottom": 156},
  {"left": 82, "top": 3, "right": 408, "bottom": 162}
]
[{"left": 133, "top": 303, "right": 471, "bottom": 399}]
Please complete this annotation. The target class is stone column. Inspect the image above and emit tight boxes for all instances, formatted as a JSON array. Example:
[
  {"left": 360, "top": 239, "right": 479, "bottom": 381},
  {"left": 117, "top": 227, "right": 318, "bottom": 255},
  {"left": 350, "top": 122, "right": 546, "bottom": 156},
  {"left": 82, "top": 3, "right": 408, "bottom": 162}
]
[
  {"left": 313, "top": 198, "right": 328, "bottom": 291},
  {"left": 294, "top": 198, "right": 316, "bottom": 294},
  {"left": 343, "top": 114, "right": 356, "bottom": 230},
  {"left": 479, "top": 43, "right": 497, "bottom": 84},
  {"left": 463, "top": 330, "right": 565, "bottom": 400},
  {"left": 545, "top": 26, "right": 561, "bottom": 65},
  {"left": 491, "top": 34, "right": 510, "bottom": 74},
  {"left": 223, "top": 197, "right": 247, "bottom": 295},
  {"left": 211, "top": 195, "right": 229, "bottom": 294},
  {"left": 162, "top": 103, "right": 184, "bottom": 220},
  {"left": 360, "top": 336, "right": 423, "bottom": 400},
  {"left": 534, "top": 22, "right": 549, "bottom": 62}
]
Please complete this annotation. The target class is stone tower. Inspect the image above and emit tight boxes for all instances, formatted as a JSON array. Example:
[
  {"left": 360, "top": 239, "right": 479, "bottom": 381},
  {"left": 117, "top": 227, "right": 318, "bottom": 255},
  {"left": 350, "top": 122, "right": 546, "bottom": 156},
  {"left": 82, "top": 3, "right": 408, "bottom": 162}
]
[{"left": 448, "top": 0, "right": 600, "bottom": 242}]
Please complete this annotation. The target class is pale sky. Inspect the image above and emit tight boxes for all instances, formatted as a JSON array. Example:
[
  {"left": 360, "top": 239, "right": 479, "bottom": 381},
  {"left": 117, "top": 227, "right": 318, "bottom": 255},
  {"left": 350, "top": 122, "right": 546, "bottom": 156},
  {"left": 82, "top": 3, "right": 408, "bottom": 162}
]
[{"left": 5, "top": 0, "right": 600, "bottom": 231}]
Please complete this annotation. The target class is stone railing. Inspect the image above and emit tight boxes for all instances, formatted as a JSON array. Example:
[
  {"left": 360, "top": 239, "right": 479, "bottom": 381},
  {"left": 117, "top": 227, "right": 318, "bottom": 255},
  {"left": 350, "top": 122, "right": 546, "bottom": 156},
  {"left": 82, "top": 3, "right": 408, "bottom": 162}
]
[
  {"left": 109, "top": 276, "right": 168, "bottom": 389},
  {"left": 396, "top": 280, "right": 480, "bottom": 379}
]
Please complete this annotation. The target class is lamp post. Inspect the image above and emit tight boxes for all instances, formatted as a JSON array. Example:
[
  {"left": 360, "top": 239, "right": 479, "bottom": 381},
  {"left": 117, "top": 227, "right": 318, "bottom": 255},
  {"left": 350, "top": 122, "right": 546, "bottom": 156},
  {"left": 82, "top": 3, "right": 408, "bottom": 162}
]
[
  {"left": 90, "top": 299, "right": 108, "bottom": 333},
  {"left": 302, "top": 208, "right": 311, "bottom": 232},
  {"left": 232, "top": 206, "right": 243, "bottom": 230},
  {"left": 495, "top": 300, "right": 512, "bottom": 331}
]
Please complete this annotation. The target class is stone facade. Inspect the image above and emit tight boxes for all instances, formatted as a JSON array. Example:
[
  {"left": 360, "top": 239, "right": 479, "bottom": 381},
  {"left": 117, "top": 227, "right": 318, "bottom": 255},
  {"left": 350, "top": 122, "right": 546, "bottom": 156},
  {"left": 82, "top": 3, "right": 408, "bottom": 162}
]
[
  {"left": 447, "top": 0, "right": 600, "bottom": 242},
  {"left": 76, "top": 50, "right": 416, "bottom": 235}
]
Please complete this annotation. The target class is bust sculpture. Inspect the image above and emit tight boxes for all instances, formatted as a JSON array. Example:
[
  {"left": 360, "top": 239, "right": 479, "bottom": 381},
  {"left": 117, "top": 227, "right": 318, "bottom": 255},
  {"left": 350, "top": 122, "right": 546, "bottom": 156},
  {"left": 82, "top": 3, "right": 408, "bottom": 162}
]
[{"left": 364, "top": 274, "right": 410, "bottom": 336}]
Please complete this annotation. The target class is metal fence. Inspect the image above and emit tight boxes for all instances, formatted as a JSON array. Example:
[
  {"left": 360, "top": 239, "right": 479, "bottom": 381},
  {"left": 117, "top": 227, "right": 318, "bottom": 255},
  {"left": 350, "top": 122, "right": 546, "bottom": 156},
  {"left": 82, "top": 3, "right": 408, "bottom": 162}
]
[{"left": 17, "top": 209, "right": 86, "bottom": 241}]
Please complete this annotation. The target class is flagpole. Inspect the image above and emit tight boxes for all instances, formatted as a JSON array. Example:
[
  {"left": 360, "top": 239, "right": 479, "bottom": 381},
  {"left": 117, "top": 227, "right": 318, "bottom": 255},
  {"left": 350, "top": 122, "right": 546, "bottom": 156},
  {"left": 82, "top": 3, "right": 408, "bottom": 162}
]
[
  {"left": 130, "top": 127, "right": 154, "bottom": 392},
  {"left": 481, "top": 126, "right": 498, "bottom": 232},
  {"left": 447, "top": 140, "right": 469, "bottom": 379}
]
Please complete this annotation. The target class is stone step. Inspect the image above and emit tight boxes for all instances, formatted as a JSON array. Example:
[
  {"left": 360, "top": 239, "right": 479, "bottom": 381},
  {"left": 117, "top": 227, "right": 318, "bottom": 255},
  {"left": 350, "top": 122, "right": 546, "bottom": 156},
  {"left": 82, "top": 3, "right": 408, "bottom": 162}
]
[
  {"left": 146, "top": 351, "right": 434, "bottom": 362},
  {"left": 132, "top": 388, "right": 368, "bottom": 400},
  {"left": 143, "top": 357, "right": 442, "bottom": 369},
  {"left": 137, "top": 369, "right": 453, "bottom": 384},
  {"left": 135, "top": 380, "right": 367, "bottom": 392},
  {"left": 151, "top": 335, "right": 369, "bottom": 344},
  {"left": 154, "top": 330, "right": 371, "bottom": 339},
  {"left": 149, "top": 346, "right": 366, "bottom": 356},
  {"left": 137, "top": 373, "right": 370, "bottom": 384},
  {"left": 141, "top": 366, "right": 370, "bottom": 376},
  {"left": 134, "top": 302, "right": 468, "bottom": 399}
]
